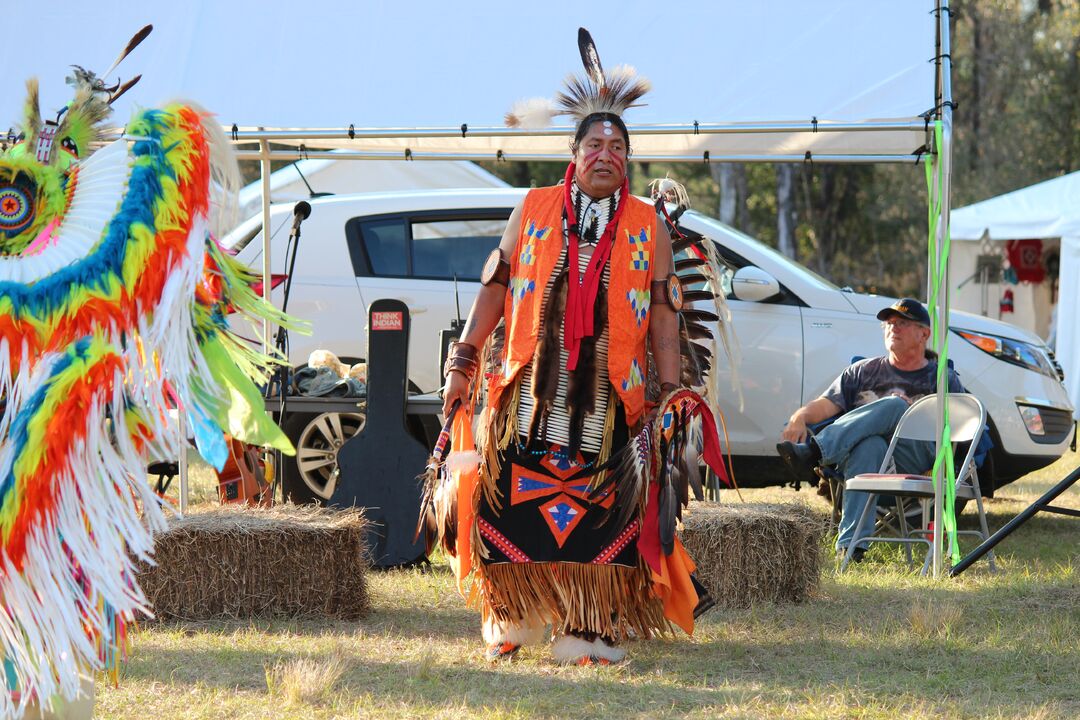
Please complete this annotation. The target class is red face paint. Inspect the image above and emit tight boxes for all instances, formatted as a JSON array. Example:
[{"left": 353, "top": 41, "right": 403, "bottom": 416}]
[
  {"left": 575, "top": 124, "right": 629, "bottom": 196},
  {"left": 605, "top": 152, "right": 626, "bottom": 177},
  {"left": 582, "top": 149, "right": 604, "bottom": 171}
]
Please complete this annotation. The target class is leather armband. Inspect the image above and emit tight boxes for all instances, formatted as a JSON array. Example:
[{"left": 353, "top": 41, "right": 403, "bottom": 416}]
[
  {"left": 443, "top": 341, "right": 480, "bottom": 380},
  {"left": 650, "top": 274, "right": 684, "bottom": 311},
  {"left": 480, "top": 248, "right": 511, "bottom": 287}
]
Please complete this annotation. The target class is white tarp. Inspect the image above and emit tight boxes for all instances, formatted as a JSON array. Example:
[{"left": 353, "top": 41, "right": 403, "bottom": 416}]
[
  {"left": 952, "top": 172, "right": 1080, "bottom": 418},
  {"left": 236, "top": 157, "right": 508, "bottom": 218},
  {"left": 3, "top": 0, "right": 936, "bottom": 160}
]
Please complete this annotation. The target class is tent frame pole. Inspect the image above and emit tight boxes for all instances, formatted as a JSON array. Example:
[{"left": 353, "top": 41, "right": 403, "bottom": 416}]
[
  {"left": 932, "top": 0, "right": 955, "bottom": 579},
  {"left": 259, "top": 137, "right": 272, "bottom": 355},
  {"left": 223, "top": 119, "right": 925, "bottom": 144},
  {"left": 232, "top": 149, "right": 920, "bottom": 165}
]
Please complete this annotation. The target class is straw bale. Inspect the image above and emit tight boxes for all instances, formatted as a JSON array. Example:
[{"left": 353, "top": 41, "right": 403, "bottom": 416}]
[
  {"left": 137, "top": 504, "right": 371, "bottom": 621},
  {"left": 681, "top": 502, "right": 826, "bottom": 608}
]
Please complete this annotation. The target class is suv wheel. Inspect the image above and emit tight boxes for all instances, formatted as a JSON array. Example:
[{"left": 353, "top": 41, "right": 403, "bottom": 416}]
[{"left": 282, "top": 411, "right": 366, "bottom": 503}]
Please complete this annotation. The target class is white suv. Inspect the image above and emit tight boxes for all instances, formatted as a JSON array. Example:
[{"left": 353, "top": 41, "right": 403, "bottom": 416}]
[{"left": 224, "top": 188, "right": 1075, "bottom": 497}]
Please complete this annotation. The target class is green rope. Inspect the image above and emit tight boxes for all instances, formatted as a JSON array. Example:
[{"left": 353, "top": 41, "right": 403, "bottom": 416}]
[{"left": 924, "top": 120, "right": 960, "bottom": 563}]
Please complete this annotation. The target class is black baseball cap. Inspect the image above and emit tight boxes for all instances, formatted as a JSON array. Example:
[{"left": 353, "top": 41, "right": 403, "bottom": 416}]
[{"left": 877, "top": 298, "right": 931, "bottom": 327}]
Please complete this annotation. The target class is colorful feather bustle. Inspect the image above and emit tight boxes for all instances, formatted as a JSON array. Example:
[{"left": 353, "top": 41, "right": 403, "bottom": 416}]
[{"left": 0, "top": 55, "right": 301, "bottom": 717}]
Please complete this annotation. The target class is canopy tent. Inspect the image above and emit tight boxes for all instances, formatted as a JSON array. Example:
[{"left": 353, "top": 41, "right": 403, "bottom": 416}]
[
  {"left": 3, "top": 0, "right": 959, "bottom": 573},
  {"left": 5, "top": 0, "right": 935, "bottom": 162},
  {"left": 951, "top": 172, "right": 1080, "bottom": 419},
  {"left": 236, "top": 157, "right": 508, "bottom": 219}
]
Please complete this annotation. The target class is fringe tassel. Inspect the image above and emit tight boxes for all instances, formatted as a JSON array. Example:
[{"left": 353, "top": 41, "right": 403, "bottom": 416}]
[
  {"left": 486, "top": 377, "right": 522, "bottom": 511},
  {"left": 478, "top": 562, "right": 670, "bottom": 641},
  {"left": 481, "top": 379, "right": 519, "bottom": 514},
  {"left": 594, "top": 392, "right": 617, "bottom": 473},
  {"left": 470, "top": 468, "right": 489, "bottom": 565}
]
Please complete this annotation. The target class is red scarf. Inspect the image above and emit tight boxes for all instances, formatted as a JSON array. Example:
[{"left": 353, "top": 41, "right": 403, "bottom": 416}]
[{"left": 561, "top": 162, "right": 629, "bottom": 370}]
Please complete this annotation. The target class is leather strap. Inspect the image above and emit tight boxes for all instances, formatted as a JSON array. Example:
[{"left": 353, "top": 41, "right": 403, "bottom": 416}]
[
  {"left": 651, "top": 274, "right": 684, "bottom": 311},
  {"left": 480, "top": 248, "right": 511, "bottom": 287}
]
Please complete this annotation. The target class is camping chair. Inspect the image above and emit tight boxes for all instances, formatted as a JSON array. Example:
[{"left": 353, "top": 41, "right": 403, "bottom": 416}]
[{"left": 839, "top": 393, "right": 997, "bottom": 574}]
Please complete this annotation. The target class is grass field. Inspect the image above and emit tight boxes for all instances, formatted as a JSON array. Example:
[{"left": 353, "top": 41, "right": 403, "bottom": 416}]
[{"left": 95, "top": 450, "right": 1080, "bottom": 719}]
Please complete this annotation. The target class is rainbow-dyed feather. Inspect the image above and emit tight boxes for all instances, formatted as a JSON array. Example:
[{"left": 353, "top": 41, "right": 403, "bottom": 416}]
[{"left": 0, "top": 98, "right": 301, "bottom": 717}]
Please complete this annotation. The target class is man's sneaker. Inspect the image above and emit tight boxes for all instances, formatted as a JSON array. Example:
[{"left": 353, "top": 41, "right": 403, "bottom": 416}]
[
  {"left": 777, "top": 440, "right": 821, "bottom": 486},
  {"left": 485, "top": 642, "right": 521, "bottom": 661}
]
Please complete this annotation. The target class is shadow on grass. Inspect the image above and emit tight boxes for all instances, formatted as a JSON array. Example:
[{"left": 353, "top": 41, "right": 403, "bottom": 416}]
[
  {"left": 145, "top": 601, "right": 479, "bottom": 642},
  {"left": 120, "top": 624, "right": 1079, "bottom": 718},
  {"left": 120, "top": 643, "right": 739, "bottom": 716}
]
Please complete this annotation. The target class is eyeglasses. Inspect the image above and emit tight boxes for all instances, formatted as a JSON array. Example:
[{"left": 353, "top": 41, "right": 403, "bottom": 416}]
[{"left": 881, "top": 319, "right": 918, "bottom": 331}]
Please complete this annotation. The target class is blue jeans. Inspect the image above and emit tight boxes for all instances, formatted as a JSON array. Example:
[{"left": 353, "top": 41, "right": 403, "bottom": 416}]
[{"left": 813, "top": 396, "right": 936, "bottom": 551}]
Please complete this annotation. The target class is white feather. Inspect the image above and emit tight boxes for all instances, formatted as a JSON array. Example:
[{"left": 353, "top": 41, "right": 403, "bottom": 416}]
[
  {"left": 505, "top": 97, "right": 557, "bottom": 129},
  {"left": 445, "top": 450, "right": 482, "bottom": 474}
]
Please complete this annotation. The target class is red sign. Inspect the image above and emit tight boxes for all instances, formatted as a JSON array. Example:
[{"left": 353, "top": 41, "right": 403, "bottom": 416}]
[{"left": 371, "top": 311, "right": 403, "bottom": 331}]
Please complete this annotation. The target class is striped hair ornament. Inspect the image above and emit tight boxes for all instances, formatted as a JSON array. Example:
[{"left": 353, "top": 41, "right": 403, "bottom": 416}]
[{"left": 0, "top": 30, "right": 303, "bottom": 718}]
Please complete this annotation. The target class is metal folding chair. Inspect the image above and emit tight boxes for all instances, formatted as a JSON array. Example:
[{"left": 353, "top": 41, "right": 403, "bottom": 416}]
[{"left": 839, "top": 393, "right": 997, "bottom": 573}]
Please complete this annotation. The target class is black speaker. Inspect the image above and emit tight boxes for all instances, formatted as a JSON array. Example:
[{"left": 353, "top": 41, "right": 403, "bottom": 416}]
[{"left": 438, "top": 319, "right": 465, "bottom": 383}]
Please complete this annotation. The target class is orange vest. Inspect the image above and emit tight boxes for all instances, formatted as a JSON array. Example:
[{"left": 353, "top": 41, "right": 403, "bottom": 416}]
[{"left": 488, "top": 185, "right": 656, "bottom": 426}]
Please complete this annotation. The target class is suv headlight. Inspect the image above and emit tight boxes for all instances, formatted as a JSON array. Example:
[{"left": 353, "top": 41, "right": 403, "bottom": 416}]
[{"left": 955, "top": 328, "right": 1059, "bottom": 379}]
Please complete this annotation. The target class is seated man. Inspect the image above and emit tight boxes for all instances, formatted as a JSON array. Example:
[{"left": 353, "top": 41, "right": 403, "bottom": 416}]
[{"left": 776, "top": 298, "right": 965, "bottom": 561}]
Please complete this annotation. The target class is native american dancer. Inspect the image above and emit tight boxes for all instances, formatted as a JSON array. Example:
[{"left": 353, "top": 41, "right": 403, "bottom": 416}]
[
  {"left": 418, "top": 29, "right": 734, "bottom": 665},
  {"left": 0, "top": 27, "right": 297, "bottom": 717}
]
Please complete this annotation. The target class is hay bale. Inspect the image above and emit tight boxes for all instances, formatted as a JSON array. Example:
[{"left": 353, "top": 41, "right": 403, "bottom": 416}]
[
  {"left": 681, "top": 502, "right": 826, "bottom": 608},
  {"left": 137, "top": 504, "right": 371, "bottom": 621}
]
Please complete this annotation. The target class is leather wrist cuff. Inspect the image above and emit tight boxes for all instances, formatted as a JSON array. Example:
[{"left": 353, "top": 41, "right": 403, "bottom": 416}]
[
  {"left": 480, "top": 248, "right": 511, "bottom": 287},
  {"left": 443, "top": 342, "right": 480, "bottom": 379},
  {"left": 448, "top": 341, "right": 478, "bottom": 361}
]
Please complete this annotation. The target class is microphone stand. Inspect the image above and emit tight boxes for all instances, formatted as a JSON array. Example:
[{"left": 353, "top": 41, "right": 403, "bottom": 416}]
[{"left": 271, "top": 201, "right": 310, "bottom": 501}]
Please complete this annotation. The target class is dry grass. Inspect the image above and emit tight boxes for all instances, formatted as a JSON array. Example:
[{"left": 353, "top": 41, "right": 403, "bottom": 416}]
[
  {"left": 265, "top": 653, "right": 349, "bottom": 708},
  {"left": 907, "top": 597, "right": 965, "bottom": 639},
  {"left": 98, "top": 447, "right": 1080, "bottom": 719}
]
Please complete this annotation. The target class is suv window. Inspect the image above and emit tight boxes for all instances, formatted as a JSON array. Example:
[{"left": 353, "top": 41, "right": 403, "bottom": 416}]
[
  {"left": 347, "top": 209, "right": 510, "bottom": 280},
  {"left": 361, "top": 218, "right": 408, "bottom": 276},
  {"left": 412, "top": 218, "right": 507, "bottom": 280}
]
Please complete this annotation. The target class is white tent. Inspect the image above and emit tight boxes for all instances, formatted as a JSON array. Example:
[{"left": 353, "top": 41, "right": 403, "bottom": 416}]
[
  {"left": 951, "top": 172, "right": 1080, "bottom": 419},
  {"left": 236, "top": 157, "right": 508, "bottom": 219}
]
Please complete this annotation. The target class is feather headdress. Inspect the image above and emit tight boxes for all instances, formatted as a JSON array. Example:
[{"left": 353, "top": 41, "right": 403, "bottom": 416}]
[
  {"left": 504, "top": 27, "right": 650, "bottom": 129},
  {"left": 0, "top": 27, "right": 300, "bottom": 718}
]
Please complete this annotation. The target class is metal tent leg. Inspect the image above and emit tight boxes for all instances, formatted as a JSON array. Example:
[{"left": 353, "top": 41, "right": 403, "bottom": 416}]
[{"left": 950, "top": 465, "right": 1080, "bottom": 577}]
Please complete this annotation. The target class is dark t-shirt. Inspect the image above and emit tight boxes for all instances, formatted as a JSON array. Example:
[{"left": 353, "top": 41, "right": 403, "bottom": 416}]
[{"left": 822, "top": 356, "right": 965, "bottom": 414}]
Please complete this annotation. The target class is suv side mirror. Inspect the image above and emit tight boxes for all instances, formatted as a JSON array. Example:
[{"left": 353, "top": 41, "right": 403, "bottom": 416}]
[{"left": 731, "top": 266, "right": 780, "bottom": 302}]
